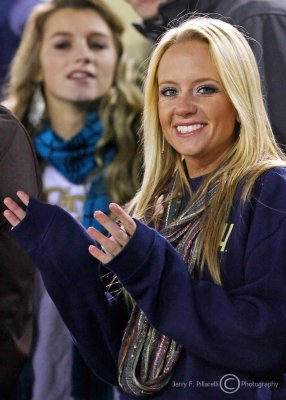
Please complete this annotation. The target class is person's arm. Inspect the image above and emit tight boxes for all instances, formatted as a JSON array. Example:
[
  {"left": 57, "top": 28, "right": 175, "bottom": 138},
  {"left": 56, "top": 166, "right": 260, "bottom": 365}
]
[
  {"left": 104, "top": 218, "right": 286, "bottom": 374},
  {"left": 5, "top": 170, "right": 286, "bottom": 377},
  {"left": 86, "top": 170, "right": 286, "bottom": 375},
  {"left": 4, "top": 194, "right": 128, "bottom": 385},
  {"left": 128, "top": 0, "right": 192, "bottom": 42},
  {"left": 0, "top": 105, "right": 41, "bottom": 394},
  {"left": 125, "top": 0, "right": 169, "bottom": 19}
]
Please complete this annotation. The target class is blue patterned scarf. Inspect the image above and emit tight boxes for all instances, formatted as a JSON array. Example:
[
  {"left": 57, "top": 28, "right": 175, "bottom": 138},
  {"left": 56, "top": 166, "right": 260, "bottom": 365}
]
[{"left": 34, "top": 112, "right": 116, "bottom": 231}]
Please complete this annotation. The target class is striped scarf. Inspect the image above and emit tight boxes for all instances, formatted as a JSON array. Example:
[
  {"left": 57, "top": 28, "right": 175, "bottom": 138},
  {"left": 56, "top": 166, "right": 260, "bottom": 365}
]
[
  {"left": 118, "top": 174, "right": 219, "bottom": 396},
  {"left": 34, "top": 112, "right": 116, "bottom": 231}
]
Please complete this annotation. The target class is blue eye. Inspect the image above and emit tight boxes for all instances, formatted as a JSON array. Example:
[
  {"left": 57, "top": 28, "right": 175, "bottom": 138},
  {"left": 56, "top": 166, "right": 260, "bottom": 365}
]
[
  {"left": 89, "top": 42, "right": 107, "bottom": 50},
  {"left": 160, "top": 87, "right": 177, "bottom": 97},
  {"left": 196, "top": 85, "right": 219, "bottom": 95}
]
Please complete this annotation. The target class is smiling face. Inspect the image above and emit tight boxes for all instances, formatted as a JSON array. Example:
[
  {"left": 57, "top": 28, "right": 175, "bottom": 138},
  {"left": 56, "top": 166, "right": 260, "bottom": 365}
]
[
  {"left": 38, "top": 8, "right": 118, "bottom": 108},
  {"left": 157, "top": 40, "right": 237, "bottom": 177}
]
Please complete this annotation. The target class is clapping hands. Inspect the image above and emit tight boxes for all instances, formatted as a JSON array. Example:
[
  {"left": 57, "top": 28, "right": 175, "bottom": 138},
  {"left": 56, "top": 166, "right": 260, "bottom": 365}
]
[
  {"left": 87, "top": 203, "right": 136, "bottom": 264},
  {"left": 3, "top": 192, "right": 136, "bottom": 265}
]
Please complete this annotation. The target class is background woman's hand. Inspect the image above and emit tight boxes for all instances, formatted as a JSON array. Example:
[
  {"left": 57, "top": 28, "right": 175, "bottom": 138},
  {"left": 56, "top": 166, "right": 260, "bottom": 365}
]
[
  {"left": 3, "top": 191, "right": 29, "bottom": 227},
  {"left": 87, "top": 203, "right": 136, "bottom": 264}
]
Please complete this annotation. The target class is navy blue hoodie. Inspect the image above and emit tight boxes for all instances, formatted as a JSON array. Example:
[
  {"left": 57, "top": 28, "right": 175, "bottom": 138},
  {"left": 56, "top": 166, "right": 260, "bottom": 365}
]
[{"left": 11, "top": 167, "right": 286, "bottom": 399}]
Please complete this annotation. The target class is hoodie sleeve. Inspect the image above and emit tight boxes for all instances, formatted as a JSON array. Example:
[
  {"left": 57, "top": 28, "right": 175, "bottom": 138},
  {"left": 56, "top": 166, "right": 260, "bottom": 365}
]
[
  {"left": 10, "top": 170, "right": 286, "bottom": 378},
  {"left": 11, "top": 198, "right": 128, "bottom": 385},
  {"left": 104, "top": 170, "right": 286, "bottom": 375}
]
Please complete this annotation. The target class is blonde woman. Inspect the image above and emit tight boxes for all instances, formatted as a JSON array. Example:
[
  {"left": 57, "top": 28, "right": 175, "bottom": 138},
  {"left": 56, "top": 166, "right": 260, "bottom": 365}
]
[
  {"left": 4, "top": 16, "right": 286, "bottom": 399},
  {"left": 2, "top": 0, "right": 143, "bottom": 399}
]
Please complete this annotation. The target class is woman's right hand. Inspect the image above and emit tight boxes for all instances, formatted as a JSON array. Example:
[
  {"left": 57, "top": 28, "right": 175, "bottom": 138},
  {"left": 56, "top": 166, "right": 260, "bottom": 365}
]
[{"left": 3, "top": 191, "right": 29, "bottom": 228}]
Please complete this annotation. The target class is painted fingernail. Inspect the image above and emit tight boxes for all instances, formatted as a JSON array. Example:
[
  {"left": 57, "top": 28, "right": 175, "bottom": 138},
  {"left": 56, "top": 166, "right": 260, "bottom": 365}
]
[{"left": 94, "top": 211, "right": 104, "bottom": 217}]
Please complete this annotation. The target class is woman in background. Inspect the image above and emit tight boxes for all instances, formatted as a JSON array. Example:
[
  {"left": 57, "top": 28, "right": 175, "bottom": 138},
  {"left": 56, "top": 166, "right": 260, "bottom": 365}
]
[{"left": 2, "top": 0, "right": 143, "bottom": 399}]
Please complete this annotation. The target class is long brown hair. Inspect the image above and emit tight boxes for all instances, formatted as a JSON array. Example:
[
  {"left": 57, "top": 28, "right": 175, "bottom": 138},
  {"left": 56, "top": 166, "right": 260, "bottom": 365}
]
[{"left": 3, "top": 0, "right": 143, "bottom": 205}]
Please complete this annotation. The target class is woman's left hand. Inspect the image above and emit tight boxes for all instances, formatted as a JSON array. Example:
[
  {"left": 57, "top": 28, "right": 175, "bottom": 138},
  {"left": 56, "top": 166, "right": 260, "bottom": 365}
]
[{"left": 87, "top": 203, "right": 136, "bottom": 264}]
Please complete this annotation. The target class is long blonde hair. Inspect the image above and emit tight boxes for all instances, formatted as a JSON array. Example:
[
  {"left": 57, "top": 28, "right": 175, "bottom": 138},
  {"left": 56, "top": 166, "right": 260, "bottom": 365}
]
[
  {"left": 128, "top": 16, "right": 286, "bottom": 284},
  {"left": 3, "top": 0, "right": 143, "bottom": 205}
]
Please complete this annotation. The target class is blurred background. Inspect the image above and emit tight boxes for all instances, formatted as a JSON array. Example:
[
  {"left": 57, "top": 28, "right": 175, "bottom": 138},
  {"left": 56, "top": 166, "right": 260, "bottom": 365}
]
[{"left": 103, "top": 0, "right": 152, "bottom": 64}]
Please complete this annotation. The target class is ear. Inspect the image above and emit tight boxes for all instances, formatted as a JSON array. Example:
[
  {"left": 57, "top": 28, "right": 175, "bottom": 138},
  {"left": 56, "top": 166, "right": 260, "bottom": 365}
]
[{"left": 236, "top": 114, "right": 241, "bottom": 123}]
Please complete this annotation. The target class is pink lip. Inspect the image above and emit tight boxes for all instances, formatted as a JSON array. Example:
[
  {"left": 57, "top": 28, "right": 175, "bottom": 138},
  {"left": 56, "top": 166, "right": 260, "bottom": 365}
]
[{"left": 174, "top": 121, "right": 206, "bottom": 128}]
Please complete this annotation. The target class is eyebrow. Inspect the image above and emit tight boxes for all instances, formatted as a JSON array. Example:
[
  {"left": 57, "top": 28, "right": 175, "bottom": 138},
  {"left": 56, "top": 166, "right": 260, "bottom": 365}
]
[
  {"left": 49, "top": 31, "right": 111, "bottom": 39},
  {"left": 158, "top": 78, "right": 220, "bottom": 85}
]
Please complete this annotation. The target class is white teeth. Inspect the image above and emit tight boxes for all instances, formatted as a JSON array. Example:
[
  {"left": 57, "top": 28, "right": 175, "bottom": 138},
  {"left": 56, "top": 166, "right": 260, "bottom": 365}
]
[
  {"left": 70, "top": 72, "right": 91, "bottom": 78},
  {"left": 177, "top": 124, "right": 204, "bottom": 133}
]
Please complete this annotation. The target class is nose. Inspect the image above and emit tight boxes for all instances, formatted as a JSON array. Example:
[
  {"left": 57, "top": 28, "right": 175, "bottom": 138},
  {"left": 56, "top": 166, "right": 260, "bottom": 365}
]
[
  {"left": 174, "top": 92, "right": 198, "bottom": 117},
  {"left": 75, "top": 42, "right": 93, "bottom": 64}
]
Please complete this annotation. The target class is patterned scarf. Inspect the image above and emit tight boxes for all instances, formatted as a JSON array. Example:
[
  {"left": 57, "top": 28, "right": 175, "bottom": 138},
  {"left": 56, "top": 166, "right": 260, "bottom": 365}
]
[
  {"left": 118, "top": 173, "right": 219, "bottom": 396},
  {"left": 34, "top": 112, "right": 116, "bottom": 231}
]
